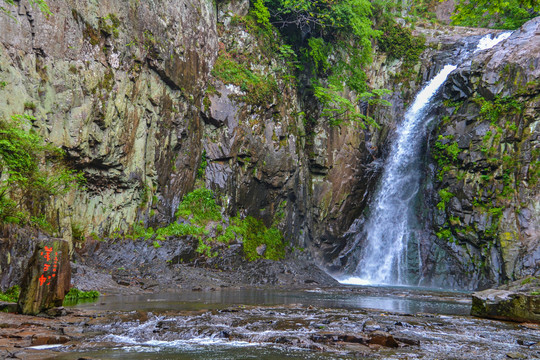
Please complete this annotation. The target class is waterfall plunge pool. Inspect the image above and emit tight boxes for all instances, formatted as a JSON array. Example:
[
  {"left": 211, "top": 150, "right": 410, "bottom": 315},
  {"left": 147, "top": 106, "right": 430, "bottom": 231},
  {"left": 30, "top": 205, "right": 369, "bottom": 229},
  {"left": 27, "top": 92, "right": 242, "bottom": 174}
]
[{"left": 71, "top": 286, "right": 472, "bottom": 316}]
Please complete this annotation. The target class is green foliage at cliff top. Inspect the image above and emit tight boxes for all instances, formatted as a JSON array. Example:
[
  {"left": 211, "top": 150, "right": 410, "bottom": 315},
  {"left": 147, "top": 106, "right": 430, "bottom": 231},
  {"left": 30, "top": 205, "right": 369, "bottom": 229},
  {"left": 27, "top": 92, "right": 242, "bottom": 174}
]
[
  {"left": 452, "top": 0, "right": 538, "bottom": 29},
  {"left": 251, "top": 0, "right": 388, "bottom": 128}
]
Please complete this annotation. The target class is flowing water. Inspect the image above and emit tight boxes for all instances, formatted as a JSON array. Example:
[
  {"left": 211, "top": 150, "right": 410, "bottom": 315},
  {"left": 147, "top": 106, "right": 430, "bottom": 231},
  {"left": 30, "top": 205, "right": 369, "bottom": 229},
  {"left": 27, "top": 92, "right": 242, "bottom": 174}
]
[
  {"left": 340, "top": 32, "right": 512, "bottom": 286},
  {"left": 40, "top": 287, "right": 540, "bottom": 359}
]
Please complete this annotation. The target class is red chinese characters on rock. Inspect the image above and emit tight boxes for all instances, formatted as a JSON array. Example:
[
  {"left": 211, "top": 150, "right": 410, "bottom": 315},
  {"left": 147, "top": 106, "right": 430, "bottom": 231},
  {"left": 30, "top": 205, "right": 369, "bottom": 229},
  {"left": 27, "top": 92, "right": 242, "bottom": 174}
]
[{"left": 38, "top": 246, "right": 58, "bottom": 287}]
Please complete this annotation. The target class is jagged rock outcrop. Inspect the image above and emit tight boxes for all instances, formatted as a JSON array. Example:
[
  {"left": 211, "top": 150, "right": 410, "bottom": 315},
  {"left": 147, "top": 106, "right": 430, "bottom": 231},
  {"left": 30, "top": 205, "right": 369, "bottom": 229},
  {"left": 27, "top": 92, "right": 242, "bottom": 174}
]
[
  {"left": 0, "top": 0, "right": 396, "bottom": 269},
  {"left": 423, "top": 17, "right": 540, "bottom": 289}
]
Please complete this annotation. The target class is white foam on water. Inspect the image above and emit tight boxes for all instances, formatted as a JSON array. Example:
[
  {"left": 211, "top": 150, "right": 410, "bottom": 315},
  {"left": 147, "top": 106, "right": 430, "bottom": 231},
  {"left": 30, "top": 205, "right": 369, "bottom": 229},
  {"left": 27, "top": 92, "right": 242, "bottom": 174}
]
[
  {"left": 28, "top": 344, "right": 64, "bottom": 350},
  {"left": 338, "top": 276, "right": 375, "bottom": 286}
]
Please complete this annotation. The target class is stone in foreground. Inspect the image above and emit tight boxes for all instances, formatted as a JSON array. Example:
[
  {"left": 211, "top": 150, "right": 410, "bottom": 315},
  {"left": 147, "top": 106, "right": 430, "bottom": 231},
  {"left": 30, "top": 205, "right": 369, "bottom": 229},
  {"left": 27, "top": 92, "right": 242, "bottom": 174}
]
[
  {"left": 17, "top": 239, "right": 71, "bottom": 315},
  {"left": 471, "top": 288, "right": 540, "bottom": 323}
]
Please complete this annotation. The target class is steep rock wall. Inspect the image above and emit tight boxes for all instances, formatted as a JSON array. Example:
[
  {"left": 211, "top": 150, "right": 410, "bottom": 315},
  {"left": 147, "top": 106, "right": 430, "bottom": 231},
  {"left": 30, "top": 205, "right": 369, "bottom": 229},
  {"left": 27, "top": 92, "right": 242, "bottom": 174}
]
[
  {"left": 425, "top": 18, "right": 540, "bottom": 289},
  {"left": 0, "top": 0, "right": 217, "bottom": 238}
]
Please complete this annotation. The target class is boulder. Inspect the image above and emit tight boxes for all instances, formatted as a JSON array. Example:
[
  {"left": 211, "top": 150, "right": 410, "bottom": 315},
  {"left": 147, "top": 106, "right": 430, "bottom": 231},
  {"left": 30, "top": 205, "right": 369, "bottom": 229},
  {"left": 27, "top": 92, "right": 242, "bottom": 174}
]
[
  {"left": 17, "top": 239, "right": 71, "bottom": 315},
  {"left": 367, "top": 331, "right": 399, "bottom": 348},
  {"left": 471, "top": 288, "right": 540, "bottom": 323}
]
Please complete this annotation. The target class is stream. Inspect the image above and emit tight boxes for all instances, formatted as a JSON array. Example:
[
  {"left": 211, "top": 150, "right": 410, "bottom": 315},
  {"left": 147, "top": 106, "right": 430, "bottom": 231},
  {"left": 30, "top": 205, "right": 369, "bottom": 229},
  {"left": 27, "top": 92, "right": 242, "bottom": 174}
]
[{"left": 40, "top": 286, "right": 540, "bottom": 359}]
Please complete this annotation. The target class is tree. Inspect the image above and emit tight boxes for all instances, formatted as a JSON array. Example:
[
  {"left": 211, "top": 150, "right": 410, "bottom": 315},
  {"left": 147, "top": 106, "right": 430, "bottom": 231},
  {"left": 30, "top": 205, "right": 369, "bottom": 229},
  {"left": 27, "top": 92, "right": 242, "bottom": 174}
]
[
  {"left": 452, "top": 0, "right": 539, "bottom": 29},
  {"left": 254, "top": 0, "right": 385, "bottom": 127}
]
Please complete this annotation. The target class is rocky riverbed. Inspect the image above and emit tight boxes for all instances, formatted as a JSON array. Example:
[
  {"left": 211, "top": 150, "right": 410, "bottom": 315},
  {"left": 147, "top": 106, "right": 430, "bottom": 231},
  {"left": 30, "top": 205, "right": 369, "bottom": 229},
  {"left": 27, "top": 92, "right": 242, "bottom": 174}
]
[{"left": 2, "top": 285, "right": 540, "bottom": 359}]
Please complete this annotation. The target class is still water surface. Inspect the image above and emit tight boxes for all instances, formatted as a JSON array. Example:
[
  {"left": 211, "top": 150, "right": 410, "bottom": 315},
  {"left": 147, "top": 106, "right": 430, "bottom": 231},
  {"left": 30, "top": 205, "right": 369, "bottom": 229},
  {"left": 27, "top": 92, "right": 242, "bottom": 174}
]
[{"left": 74, "top": 286, "right": 471, "bottom": 315}]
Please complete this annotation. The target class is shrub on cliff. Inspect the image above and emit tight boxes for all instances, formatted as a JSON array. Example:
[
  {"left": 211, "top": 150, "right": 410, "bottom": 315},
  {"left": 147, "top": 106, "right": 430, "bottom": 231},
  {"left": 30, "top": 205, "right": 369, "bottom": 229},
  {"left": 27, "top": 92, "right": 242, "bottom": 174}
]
[
  {"left": 0, "top": 114, "right": 83, "bottom": 229},
  {"left": 175, "top": 188, "right": 222, "bottom": 225},
  {"left": 251, "top": 0, "right": 388, "bottom": 128},
  {"left": 155, "top": 187, "right": 285, "bottom": 261}
]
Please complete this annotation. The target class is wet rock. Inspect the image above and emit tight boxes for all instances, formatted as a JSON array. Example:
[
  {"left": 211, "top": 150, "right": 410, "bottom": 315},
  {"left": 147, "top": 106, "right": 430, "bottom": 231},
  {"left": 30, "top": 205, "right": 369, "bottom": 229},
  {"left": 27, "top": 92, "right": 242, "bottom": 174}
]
[
  {"left": 506, "top": 352, "right": 527, "bottom": 359},
  {"left": 394, "top": 336, "right": 420, "bottom": 346},
  {"left": 363, "top": 320, "right": 382, "bottom": 332},
  {"left": 0, "top": 301, "right": 18, "bottom": 313},
  {"left": 31, "top": 334, "right": 70, "bottom": 345},
  {"left": 256, "top": 244, "right": 267, "bottom": 257},
  {"left": 310, "top": 332, "right": 368, "bottom": 345},
  {"left": 45, "top": 306, "right": 68, "bottom": 317},
  {"left": 18, "top": 239, "right": 70, "bottom": 316},
  {"left": 517, "top": 339, "right": 537, "bottom": 347},
  {"left": 426, "top": 17, "right": 540, "bottom": 289},
  {"left": 471, "top": 288, "right": 540, "bottom": 323},
  {"left": 0, "top": 226, "right": 40, "bottom": 290},
  {"left": 367, "top": 331, "right": 399, "bottom": 348}
]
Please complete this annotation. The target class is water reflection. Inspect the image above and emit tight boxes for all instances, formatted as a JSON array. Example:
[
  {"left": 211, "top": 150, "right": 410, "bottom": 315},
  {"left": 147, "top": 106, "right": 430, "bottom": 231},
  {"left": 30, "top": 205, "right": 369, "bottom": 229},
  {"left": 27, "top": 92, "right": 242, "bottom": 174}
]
[{"left": 74, "top": 288, "right": 470, "bottom": 316}]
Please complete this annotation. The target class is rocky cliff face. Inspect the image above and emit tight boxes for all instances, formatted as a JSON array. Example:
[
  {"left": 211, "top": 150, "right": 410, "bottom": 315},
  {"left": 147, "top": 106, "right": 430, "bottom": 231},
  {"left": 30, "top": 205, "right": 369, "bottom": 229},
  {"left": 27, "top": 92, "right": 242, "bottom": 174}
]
[
  {"left": 1, "top": 0, "right": 537, "bottom": 291},
  {"left": 0, "top": 0, "right": 217, "bottom": 239},
  {"left": 0, "top": 0, "right": 395, "bottom": 256},
  {"left": 424, "top": 18, "right": 540, "bottom": 289}
]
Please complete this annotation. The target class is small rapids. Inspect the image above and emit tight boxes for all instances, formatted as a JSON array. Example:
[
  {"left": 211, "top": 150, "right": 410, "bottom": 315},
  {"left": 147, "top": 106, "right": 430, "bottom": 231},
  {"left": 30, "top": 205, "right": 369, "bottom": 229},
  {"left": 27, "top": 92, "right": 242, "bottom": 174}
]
[{"left": 45, "top": 288, "right": 540, "bottom": 359}]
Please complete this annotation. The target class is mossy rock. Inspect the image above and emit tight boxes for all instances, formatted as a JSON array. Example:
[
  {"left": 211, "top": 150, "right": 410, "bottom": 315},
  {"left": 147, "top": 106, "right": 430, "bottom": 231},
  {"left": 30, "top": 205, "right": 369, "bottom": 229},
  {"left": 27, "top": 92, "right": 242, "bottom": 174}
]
[{"left": 471, "top": 288, "right": 540, "bottom": 323}]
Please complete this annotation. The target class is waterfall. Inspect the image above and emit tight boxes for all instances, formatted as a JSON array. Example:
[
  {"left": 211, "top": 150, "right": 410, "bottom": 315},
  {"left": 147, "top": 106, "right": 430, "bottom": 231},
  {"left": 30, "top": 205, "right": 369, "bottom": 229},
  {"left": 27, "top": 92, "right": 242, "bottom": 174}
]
[{"left": 339, "top": 32, "right": 511, "bottom": 286}]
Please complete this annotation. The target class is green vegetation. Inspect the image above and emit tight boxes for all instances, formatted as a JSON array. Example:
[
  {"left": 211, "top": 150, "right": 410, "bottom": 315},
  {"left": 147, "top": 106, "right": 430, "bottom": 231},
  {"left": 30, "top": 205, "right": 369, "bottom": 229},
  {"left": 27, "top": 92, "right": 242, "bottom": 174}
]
[
  {"left": 63, "top": 287, "right": 100, "bottom": 306},
  {"left": 121, "top": 188, "right": 286, "bottom": 262},
  {"left": 23, "top": 102, "right": 36, "bottom": 111},
  {"left": 240, "top": 216, "right": 285, "bottom": 261},
  {"left": 175, "top": 188, "right": 222, "bottom": 225},
  {"left": 227, "top": 0, "right": 395, "bottom": 128},
  {"left": 211, "top": 54, "right": 279, "bottom": 105},
  {"left": 433, "top": 91, "right": 533, "bottom": 253},
  {"left": 432, "top": 135, "right": 461, "bottom": 180},
  {"left": 436, "top": 228, "right": 452, "bottom": 241},
  {"left": 477, "top": 95, "right": 522, "bottom": 125},
  {"left": 155, "top": 222, "right": 206, "bottom": 240},
  {"left": 98, "top": 13, "right": 121, "bottom": 38},
  {"left": 436, "top": 188, "right": 454, "bottom": 212},
  {"left": 376, "top": 16, "right": 426, "bottom": 80},
  {"left": 451, "top": 0, "right": 538, "bottom": 29},
  {"left": 0, "top": 114, "right": 84, "bottom": 230},
  {"left": 174, "top": 188, "right": 285, "bottom": 261},
  {"left": 197, "top": 150, "right": 207, "bottom": 179},
  {"left": 0, "top": 285, "right": 20, "bottom": 302}
]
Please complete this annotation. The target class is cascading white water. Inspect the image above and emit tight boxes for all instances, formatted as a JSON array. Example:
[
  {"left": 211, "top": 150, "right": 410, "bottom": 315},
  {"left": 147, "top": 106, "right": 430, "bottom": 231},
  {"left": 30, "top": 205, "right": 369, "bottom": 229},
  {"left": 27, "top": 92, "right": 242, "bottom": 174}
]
[
  {"left": 340, "top": 32, "right": 511, "bottom": 286},
  {"left": 475, "top": 32, "right": 511, "bottom": 52},
  {"left": 341, "top": 65, "right": 457, "bottom": 286}
]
